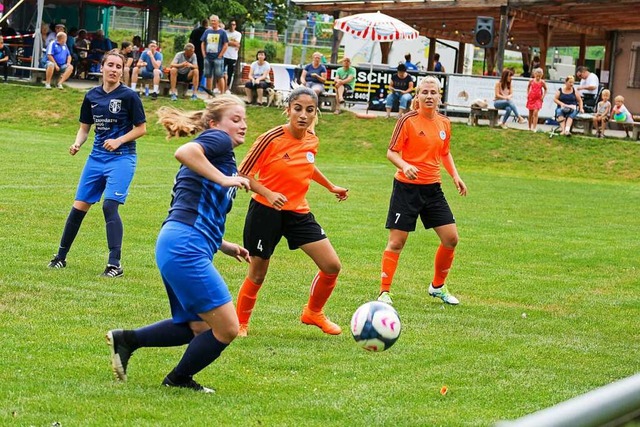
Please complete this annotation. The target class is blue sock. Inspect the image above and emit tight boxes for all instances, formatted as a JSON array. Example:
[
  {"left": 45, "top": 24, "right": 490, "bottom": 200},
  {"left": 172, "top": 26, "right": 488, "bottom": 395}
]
[
  {"left": 103, "top": 199, "right": 123, "bottom": 266},
  {"left": 132, "top": 319, "right": 194, "bottom": 349},
  {"left": 172, "top": 330, "right": 228, "bottom": 380},
  {"left": 58, "top": 207, "right": 87, "bottom": 259}
]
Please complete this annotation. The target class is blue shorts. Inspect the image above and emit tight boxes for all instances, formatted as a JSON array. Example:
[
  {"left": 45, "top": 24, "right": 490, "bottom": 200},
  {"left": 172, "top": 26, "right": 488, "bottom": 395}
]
[
  {"left": 75, "top": 153, "right": 137, "bottom": 204},
  {"left": 140, "top": 68, "right": 164, "bottom": 79},
  {"left": 155, "top": 221, "right": 232, "bottom": 323},
  {"left": 204, "top": 57, "right": 225, "bottom": 80}
]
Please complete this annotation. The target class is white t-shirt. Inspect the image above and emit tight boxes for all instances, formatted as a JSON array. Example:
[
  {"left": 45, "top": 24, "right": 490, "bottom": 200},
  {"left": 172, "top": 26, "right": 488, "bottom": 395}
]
[
  {"left": 579, "top": 72, "right": 599, "bottom": 95},
  {"left": 224, "top": 30, "right": 242, "bottom": 61},
  {"left": 250, "top": 60, "right": 271, "bottom": 81}
]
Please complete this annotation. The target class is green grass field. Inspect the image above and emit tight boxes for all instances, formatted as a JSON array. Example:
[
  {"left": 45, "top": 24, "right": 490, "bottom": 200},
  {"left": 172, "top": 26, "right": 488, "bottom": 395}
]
[{"left": 0, "top": 84, "right": 638, "bottom": 426}]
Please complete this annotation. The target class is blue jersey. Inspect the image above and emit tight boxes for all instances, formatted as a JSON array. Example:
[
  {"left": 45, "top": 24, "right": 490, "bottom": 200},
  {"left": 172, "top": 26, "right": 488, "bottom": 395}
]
[
  {"left": 79, "top": 84, "right": 146, "bottom": 156},
  {"left": 165, "top": 129, "right": 238, "bottom": 251}
]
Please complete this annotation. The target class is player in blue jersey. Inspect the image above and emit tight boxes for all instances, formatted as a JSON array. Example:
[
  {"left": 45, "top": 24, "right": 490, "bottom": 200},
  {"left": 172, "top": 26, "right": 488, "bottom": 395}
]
[
  {"left": 106, "top": 95, "right": 251, "bottom": 393},
  {"left": 47, "top": 49, "right": 147, "bottom": 277}
]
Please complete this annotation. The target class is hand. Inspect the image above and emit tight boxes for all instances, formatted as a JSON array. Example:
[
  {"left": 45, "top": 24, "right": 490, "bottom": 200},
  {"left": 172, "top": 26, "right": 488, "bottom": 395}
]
[
  {"left": 266, "top": 191, "right": 288, "bottom": 210},
  {"left": 402, "top": 164, "right": 419, "bottom": 180},
  {"left": 69, "top": 143, "right": 81, "bottom": 156},
  {"left": 221, "top": 242, "right": 251, "bottom": 263},
  {"left": 330, "top": 186, "right": 349, "bottom": 202},
  {"left": 454, "top": 177, "right": 467, "bottom": 196},
  {"left": 102, "top": 138, "right": 122, "bottom": 152},
  {"left": 221, "top": 176, "right": 251, "bottom": 191}
]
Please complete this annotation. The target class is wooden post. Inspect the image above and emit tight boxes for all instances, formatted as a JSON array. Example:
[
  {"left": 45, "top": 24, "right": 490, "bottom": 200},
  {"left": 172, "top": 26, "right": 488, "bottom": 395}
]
[
  {"left": 428, "top": 37, "right": 436, "bottom": 71},
  {"left": 577, "top": 33, "right": 587, "bottom": 66},
  {"left": 456, "top": 42, "right": 466, "bottom": 74}
]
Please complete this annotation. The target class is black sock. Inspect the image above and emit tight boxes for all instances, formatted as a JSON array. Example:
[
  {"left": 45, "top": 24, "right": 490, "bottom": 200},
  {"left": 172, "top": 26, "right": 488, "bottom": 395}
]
[
  {"left": 57, "top": 207, "right": 87, "bottom": 259},
  {"left": 132, "top": 319, "right": 194, "bottom": 349},
  {"left": 103, "top": 199, "right": 123, "bottom": 266},
  {"left": 172, "top": 330, "right": 228, "bottom": 380}
]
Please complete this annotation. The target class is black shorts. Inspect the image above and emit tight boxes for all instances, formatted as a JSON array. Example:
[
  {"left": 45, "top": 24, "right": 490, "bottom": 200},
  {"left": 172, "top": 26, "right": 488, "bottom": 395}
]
[
  {"left": 243, "top": 199, "right": 327, "bottom": 259},
  {"left": 385, "top": 179, "right": 455, "bottom": 232},
  {"left": 176, "top": 72, "right": 191, "bottom": 82}
]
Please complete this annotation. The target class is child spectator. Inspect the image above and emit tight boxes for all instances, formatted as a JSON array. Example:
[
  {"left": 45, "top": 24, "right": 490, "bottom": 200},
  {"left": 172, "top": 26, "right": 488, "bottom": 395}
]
[
  {"left": 526, "top": 67, "right": 547, "bottom": 132},
  {"left": 592, "top": 89, "right": 611, "bottom": 138},
  {"left": 611, "top": 95, "right": 634, "bottom": 138}
]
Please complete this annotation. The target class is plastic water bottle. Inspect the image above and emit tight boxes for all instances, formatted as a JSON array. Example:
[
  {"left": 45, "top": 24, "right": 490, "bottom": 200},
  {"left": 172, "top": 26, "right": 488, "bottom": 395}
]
[{"left": 144, "top": 86, "right": 149, "bottom": 97}]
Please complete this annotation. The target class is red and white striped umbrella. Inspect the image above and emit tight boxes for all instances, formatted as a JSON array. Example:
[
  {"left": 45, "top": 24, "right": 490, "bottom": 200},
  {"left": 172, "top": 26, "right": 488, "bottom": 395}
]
[{"left": 334, "top": 12, "right": 419, "bottom": 42}]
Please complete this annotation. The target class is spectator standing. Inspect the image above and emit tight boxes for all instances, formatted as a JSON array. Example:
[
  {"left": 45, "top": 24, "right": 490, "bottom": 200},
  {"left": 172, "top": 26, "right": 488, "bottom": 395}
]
[
  {"left": 433, "top": 53, "right": 445, "bottom": 73},
  {"left": 494, "top": 68, "right": 526, "bottom": 129},
  {"left": 131, "top": 40, "right": 163, "bottom": 100},
  {"left": 223, "top": 20, "right": 241, "bottom": 93},
  {"left": 0, "top": 35, "right": 13, "bottom": 82},
  {"left": 189, "top": 19, "right": 209, "bottom": 84},
  {"left": 526, "top": 67, "right": 547, "bottom": 132},
  {"left": 301, "top": 51, "right": 326, "bottom": 96},
  {"left": 201, "top": 15, "right": 228, "bottom": 96},
  {"left": 404, "top": 53, "right": 418, "bottom": 71},
  {"left": 44, "top": 32, "right": 74, "bottom": 89},
  {"left": 333, "top": 57, "right": 356, "bottom": 114},
  {"left": 292, "top": 17, "right": 307, "bottom": 44},
  {"left": 306, "top": 13, "right": 317, "bottom": 46},
  {"left": 385, "top": 63, "right": 414, "bottom": 119},
  {"left": 169, "top": 43, "right": 199, "bottom": 101}
]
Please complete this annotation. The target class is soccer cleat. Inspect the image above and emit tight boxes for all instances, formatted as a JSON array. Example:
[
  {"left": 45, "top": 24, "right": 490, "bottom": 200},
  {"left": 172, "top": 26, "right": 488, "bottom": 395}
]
[
  {"left": 106, "top": 329, "right": 133, "bottom": 381},
  {"left": 237, "top": 324, "right": 248, "bottom": 337},
  {"left": 101, "top": 264, "right": 124, "bottom": 278},
  {"left": 377, "top": 291, "right": 393, "bottom": 305},
  {"left": 300, "top": 305, "right": 342, "bottom": 335},
  {"left": 170, "top": 93, "right": 178, "bottom": 101},
  {"left": 151, "top": 92, "right": 158, "bottom": 100},
  {"left": 190, "top": 94, "right": 199, "bottom": 101},
  {"left": 162, "top": 376, "right": 215, "bottom": 393},
  {"left": 428, "top": 283, "right": 459, "bottom": 305},
  {"left": 48, "top": 254, "right": 67, "bottom": 269}
]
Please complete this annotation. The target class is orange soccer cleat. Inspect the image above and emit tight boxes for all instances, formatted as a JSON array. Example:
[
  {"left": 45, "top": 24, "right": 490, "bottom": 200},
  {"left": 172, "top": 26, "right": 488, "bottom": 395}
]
[{"left": 300, "top": 305, "right": 342, "bottom": 335}]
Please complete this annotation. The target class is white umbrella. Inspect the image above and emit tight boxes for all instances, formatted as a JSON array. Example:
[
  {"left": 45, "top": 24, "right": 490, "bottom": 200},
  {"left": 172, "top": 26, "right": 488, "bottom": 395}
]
[{"left": 334, "top": 12, "right": 419, "bottom": 109}]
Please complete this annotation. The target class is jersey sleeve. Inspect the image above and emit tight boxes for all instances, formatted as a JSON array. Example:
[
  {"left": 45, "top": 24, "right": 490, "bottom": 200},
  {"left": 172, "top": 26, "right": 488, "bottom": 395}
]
[
  {"left": 79, "top": 94, "right": 94, "bottom": 124},
  {"left": 441, "top": 118, "right": 451, "bottom": 156},
  {"left": 195, "top": 131, "right": 232, "bottom": 159},
  {"left": 388, "top": 120, "right": 407, "bottom": 152},
  {"left": 130, "top": 91, "right": 146, "bottom": 125},
  {"left": 239, "top": 132, "right": 271, "bottom": 177}
]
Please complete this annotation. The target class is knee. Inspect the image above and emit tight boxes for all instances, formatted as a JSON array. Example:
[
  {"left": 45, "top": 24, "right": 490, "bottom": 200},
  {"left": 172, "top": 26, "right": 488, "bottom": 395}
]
[
  {"left": 322, "top": 260, "right": 342, "bottom": 275},
  {"left": 217, "top": 320, "right": 239, "bottom": 343},
  {"left": 386, "top": 239, "right": 405, "bottom": 252},
  {"left": 102, "top": 199, "right": 120, "bottom": 219}
]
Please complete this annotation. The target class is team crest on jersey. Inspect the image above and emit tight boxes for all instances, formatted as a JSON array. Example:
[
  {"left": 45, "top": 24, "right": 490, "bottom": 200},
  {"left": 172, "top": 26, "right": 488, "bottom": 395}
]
[
  {"left": 306, "top": 152, "right": 315, "bottom": 163},
  {"left": 439, "top": 130, "right": 446, "bottom": 140},
  {"left": 109, "top": 99, "right": 122, "bottom": 114}
]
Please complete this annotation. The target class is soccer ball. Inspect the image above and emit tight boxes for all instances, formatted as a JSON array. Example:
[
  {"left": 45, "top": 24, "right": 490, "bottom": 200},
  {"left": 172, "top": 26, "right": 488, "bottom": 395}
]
[
  {"left": 350, "top": 301, "right": 402, "bottom": 352},
  {"left": 613, "top": 111, "right": 627, "bottom": 122}
]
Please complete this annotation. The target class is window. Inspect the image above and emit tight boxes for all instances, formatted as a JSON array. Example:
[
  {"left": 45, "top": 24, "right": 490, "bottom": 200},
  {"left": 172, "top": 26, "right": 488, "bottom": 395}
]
[{"left": 629, "top": 42, "right": 640, "bottom": 88}]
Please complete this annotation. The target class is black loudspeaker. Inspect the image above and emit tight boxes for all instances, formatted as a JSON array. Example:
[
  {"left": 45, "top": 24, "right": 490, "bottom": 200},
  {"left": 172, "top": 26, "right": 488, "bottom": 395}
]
[{"left": 474, "top": 16, "right": 494, "bottom": 48}]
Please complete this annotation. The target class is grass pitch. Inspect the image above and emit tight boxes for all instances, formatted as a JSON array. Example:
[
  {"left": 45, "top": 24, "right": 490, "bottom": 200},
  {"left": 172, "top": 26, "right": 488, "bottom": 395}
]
[{"left": 0, "top": 84, "right": 638, "bottom": 426}]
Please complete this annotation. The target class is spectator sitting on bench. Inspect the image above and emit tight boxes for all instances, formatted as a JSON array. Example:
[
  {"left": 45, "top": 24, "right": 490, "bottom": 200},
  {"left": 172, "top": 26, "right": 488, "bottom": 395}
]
[
  {"left": 44, "top": 32, "right": 74, "bottom": 89},
  {"left": 120, "top": 41, "right": 134, "bottom": 86},
  {"left": 169, "top": 42, "right": 199, "bottom": 101},
  {"left": 131, "top": 40, "right": 163, "bottom": 100},
  {"left": 333, "top": 56, "right": 355, "bottom": 114},
  {"left": 74, "top": 29, "right": 91, "bottom": 79},
  {"left": 553, "top": 75, "right": 583, "bottom": 137},
  {"left": 88, "top": 29, "right": 112, "bottom": 69},
  {"left": 611, "top": 95, "right": 634, "bottom": 138},
  {"left": 0, "top": 35, "right": 14, "bottom": 82},
  {"left": 244, "top": 50, "right": 271, "bottom": 106},
  {"left": 385, "top": 63, "right": 414, "bottom": 119},
  {"left": 301, "top": 52, "right": 326, "bottom": 96},
  {"left": 494, "top": 68, "right": 526, "bottom": 129}
]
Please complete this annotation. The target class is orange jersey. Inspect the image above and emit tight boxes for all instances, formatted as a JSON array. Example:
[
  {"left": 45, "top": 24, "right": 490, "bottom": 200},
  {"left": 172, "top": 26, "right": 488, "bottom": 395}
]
[
  {"left": 388, "top": 110, "right": 451, "bottom": 185},
  {"left": 239, "top": 125, "right": 318, "bottom": 213}
]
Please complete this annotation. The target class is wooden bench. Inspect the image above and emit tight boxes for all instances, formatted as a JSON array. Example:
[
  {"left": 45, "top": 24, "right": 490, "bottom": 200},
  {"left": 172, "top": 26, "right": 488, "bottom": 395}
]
[
  {"left": 469, "top": 107, "right": 499, "bottom": 127},
  {"left": 240, "top": 64, "right": 275, "bottom": 104},
  {"left": 12, "top": 65, "right": 46, "bottom": 83},
  {"left": 573, "top": 114, "right": 594, "bottom": 135},
  {"left": 609, "top": 121, "right": 640, "bottom": 140}
]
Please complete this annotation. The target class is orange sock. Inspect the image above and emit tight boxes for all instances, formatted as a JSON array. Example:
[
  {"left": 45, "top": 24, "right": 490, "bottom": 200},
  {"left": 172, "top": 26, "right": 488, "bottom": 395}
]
[
  {"left": 432, "top": 244, "right": 455, "bottom": 286},
  {"left": 236, "top": 277, "right": 261, "bottom": 325},
  {"left": 380, "top": 250, "right": 400, "bottom": 293},
  {"left": 307, "top": 271, "right": 338, "bottom": 312}
]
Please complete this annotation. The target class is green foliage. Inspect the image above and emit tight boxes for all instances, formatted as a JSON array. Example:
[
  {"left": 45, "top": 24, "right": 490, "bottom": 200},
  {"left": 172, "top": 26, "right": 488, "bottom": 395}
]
[
  {"left": 263, "top": 43, "right": 277, "bottom": 62},
  {"left": 173, "top": 33, "right": 187, "bottom": 53},
  {"left": 0, "top": 84, "right": 638, "bottom": 426}
]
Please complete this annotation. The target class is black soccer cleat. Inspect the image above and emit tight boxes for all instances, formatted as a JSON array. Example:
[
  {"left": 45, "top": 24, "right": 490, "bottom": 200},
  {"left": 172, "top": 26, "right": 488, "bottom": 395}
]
[
  {"left": 106, "top": 329, "right": 133, "bottom": 381},
  {"left": 101, "top": 264, "right": 123, "bottom": 278},
  {"left": 48, "top": 254, "right": 67, "bottom": 269},
  {"left": 162, "top": 376, "right": 215, "bottom": 393}
]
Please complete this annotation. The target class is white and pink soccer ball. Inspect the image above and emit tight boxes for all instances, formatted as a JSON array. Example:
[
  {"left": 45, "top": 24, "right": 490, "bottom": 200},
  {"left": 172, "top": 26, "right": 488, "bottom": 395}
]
[{"left": 350, "top": 301, "right": 401, "bottom": 352}]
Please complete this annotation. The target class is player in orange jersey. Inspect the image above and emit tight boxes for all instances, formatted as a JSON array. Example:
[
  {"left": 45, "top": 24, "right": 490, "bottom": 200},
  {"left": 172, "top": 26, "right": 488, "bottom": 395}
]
[
  {"left": 236, "top": 86, "right": 349, "bottom": 336},
  {"left": 378, "top": 76, "right": 467, "bottom": 306}
]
